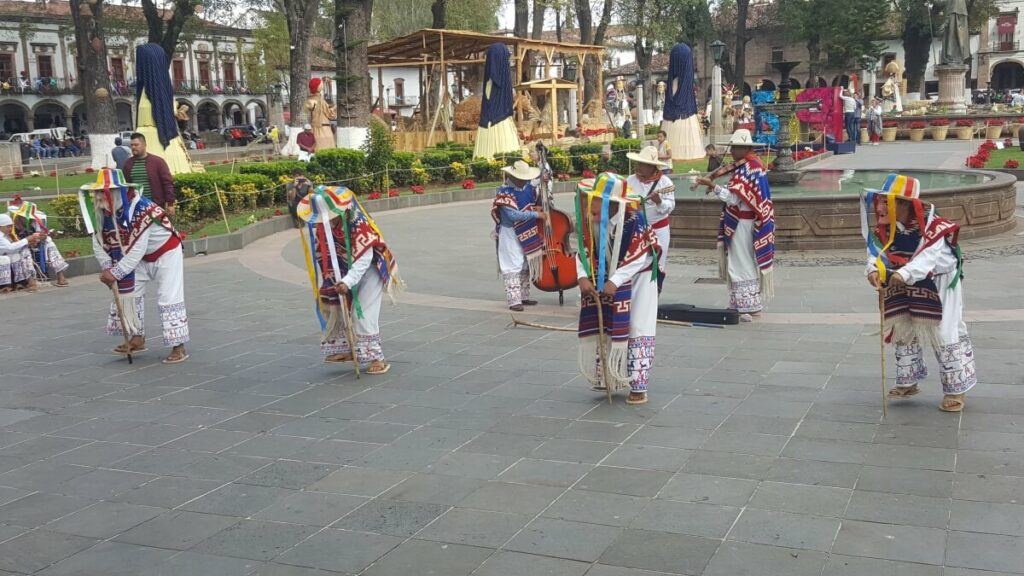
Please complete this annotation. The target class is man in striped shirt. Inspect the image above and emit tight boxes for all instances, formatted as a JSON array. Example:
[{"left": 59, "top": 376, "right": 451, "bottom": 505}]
[{"left": 124, "top": 133, "right": 177, "bottom": 218}]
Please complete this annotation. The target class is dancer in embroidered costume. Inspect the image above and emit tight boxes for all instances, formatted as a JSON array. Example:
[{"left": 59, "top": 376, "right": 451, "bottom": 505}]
[
  {"left": 861, "top": 174, "right": 977, "bottom": 412},
  {"left": 0, "top": 213, "right": 40, "bottom": 292},
  {"left": 80, "top": 169, "right": 190, "bottom": 363},
  {"left": 575, "top": 173, "right": 661, "bottom": 405},
  {"left": 9, "top": 199, "right": 69, "bottom": 287},
  {"left": 492, "top": 160, "right": 546, "bottom": 311},
  {"left": 695, "top": 129, "right": 775, "bottom": 321},
  {"left": 625, "top": 146, "right": 674, "bottom": 291},
  {"left": 297, "top": 186, "right": 402, "bottom": 375}
]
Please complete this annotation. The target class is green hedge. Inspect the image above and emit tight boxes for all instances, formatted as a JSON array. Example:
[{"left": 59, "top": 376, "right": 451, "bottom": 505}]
[
  {"left": 608, "top": 138, "right": 643, "bottom": 174},
  {"left": 308, "top": 148, "right": 369, "bottom": 192},
  {"left": 390, "top": 151, "right": 417, "bottom": 186},
  {"left": 172, "top": 172, "right": 275, "bottom": 227},
  {"left": 239, "top": 160, "right": 308, "bottom": 182},
  {"left": 568, "top": 143, "right": 603, "bottom": 173}
]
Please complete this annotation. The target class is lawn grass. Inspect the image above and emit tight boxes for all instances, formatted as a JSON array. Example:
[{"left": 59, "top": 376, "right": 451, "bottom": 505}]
[
  {"left": 982, "top": 146, "right": 1023, "bottom": 169},
  {"left": 0, "top": 162, "right": 242, "bottom": 196}
]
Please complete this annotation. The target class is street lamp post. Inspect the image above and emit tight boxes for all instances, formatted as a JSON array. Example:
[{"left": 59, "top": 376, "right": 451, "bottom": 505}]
[{"left": 710, "top": 39, "right": 726, "bottom": 146}]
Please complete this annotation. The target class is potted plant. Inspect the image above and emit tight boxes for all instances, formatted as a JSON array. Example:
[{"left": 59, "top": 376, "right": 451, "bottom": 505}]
[
  {"left": 930, "top": 118, "right": 950, "bottom": 141},
  {"left": 986, "top": 119, "right": 1005, "bottom": 139},
  {"left": 882, "top": 121, "right": 898, "bottom": 142},
  {"left": 955, "top": 118, "right": 974, "bottom": 140},
  {"left": 1012, "top": 117, "right": 1024, "bottom": 135},
  {"left": 908, "top": 121, "right": 928, "bottom": 141}
]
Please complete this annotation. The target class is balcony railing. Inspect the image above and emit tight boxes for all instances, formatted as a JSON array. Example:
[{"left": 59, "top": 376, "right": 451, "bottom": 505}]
[
  {"left": 0, "top": 77, "right": 78, "bottom": 95},
  {"left": 991, "top": 41, "right": 1020, "bottom": 52},
  {"left": 173, "top": 80, "right": 265, "bottom": 95},
  {"left": 391, "top": 95, "right": 420, "bottom": 107}
]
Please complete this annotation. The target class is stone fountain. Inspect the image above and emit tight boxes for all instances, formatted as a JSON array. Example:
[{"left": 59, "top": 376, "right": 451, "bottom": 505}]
[{"left": 755, "top": 61, "right": 819, "bottom": 185}]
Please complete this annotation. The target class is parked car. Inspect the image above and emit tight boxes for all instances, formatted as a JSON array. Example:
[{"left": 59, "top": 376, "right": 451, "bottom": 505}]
[{"left": 7, "top": 127, "right": 68, "bottom": 144}]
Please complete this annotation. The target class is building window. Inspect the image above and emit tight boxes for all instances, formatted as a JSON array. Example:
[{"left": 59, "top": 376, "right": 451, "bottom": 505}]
[
  {"left": 223, "top": 62, "right": 235, "bottom": 85},
  {"left": 37, "top": 54, "right": 53, "bottom": 79},
  {"left": 198, "top": 60, "right": 211, "bottom": 86},
  {"left": 997, "top": 15, "right": 1017, "bottom": 51},
  {"left": 172, "top": 59, "right": 185, "bottom": 86},
  {"left": 394, "top": 78, "right": 405, "bottom": 103},
  {"left": 771, "top": 47, "right": 784, "bottom": 63},
  {"left": 111, "top": 57, "right": 125, "bottom": 84},
  {"left": 0, "top": 54, "right": 12, "bottom": 81}
]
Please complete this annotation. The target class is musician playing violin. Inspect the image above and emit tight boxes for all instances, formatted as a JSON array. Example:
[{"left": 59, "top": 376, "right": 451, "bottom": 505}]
[{"left": 625, "top": 146, "right": 675, "bottom": 292}]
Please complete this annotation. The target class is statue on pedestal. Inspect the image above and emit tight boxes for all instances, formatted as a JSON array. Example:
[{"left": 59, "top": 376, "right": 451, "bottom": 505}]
[
  {"left": 305, "top": 78, "right": 336, "bottom": 151},
  {"left": 941, "top": 0, "right": 971, "bottom": 65},
  {"left": 882, "top": 61, "right": 904, "bottom": 113}
]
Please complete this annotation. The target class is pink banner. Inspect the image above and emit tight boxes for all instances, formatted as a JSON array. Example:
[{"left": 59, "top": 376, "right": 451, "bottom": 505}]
[{"left": 796, "top": 87, "right": 843, "bottom": 139}]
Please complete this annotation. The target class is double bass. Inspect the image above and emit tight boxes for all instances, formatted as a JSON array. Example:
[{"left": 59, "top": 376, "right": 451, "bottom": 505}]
[{"left": 531, "top": 142, "right": 578, "bottom": 305}]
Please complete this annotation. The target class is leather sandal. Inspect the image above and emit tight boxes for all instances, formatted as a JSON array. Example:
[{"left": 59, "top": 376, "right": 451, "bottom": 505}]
[
  {"left": 366, "top": 360, "right": 391, "bottom": 375},
  {"left": 888, "top": 384, "right": 920, "bottom": 398},
  {"left": 939, "top": 394, "right": 965, "bottom": 412},
  {"left": 325, "top": 353, "right": 354, "bottom": 363},
  {"left": 626, "top": 391, "right": 648, "bottom": 405}
]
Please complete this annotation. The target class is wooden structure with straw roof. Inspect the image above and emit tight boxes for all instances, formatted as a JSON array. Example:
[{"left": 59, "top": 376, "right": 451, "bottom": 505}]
[{"left": 368, "top": 29, "right": 606, "bottom": 149}]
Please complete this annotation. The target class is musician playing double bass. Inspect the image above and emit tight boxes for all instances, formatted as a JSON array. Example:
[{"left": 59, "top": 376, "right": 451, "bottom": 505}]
[{"left": 625, "top": 146, "right": 674, "bottom": 292}]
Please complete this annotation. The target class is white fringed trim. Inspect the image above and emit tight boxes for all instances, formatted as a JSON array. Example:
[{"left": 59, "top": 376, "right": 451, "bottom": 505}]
[
  {"left": 886, "top": 315, "right": 941, "bottom": 351},
  {"left": 385, "top": 274, "right": 406, "bottom": 305},
  {"left": 527, "top": 252, "right": 543, "bottom": 283},
  {"left": 119, "top": 293, "right": 141, "bottom": 337},
  {"left": 759, "top": 267, "right": 774, "bottom": 303},
  {"left": 578, "top": 336, "right": 630, "bottom": 390}
]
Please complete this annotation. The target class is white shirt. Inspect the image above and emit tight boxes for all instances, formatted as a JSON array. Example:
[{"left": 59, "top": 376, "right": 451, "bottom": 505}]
[
  {"left": 864, "top": 221, "right": 958, "bottom": 283},
  {"left": 626, "top": 174, "right": 676, "bottom": 225},
  {"left": 839, "top": 93, "right": 857, "bottom": 113},
  {"left": 92, "top": 206, "right": 175, "bottom": 279},
  {"left": 0, "top": 234, "right": 29, "bottom": 256}
]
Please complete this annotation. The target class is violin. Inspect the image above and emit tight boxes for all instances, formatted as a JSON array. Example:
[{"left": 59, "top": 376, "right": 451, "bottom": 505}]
[
  {"left": 531, "top": 142, "right": 578, "bottom": 305},
  {"left": 690, "top": 157, "right": 748, "bottom": 192}
]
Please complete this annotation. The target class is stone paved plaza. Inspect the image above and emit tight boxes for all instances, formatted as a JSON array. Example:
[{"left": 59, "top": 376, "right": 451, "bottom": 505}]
[{"left": 1, "top": 141, "right": 1024, "bottom": 575}]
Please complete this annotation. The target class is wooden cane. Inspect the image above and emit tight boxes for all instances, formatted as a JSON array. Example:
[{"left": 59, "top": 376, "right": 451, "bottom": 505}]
[
  {"left": 594, "top": 292, "right": 612, "bottom": 405},
  {"left": 878, "top": 287, "right": 888, "bottom": 419},
  {"left": 508, "top": 316, "right": 575, "bottom": 332},
  {"left": 339, "top": 295, "right": 360, "bottom": 379},
  {"left": 110, "top": 283, "right": 133, "bottom": 364}
]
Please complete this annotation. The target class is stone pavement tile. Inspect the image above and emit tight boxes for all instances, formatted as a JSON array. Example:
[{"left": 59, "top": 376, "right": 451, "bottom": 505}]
[
  {"left": 680, "top": 451, "right": 774, "bottom": 480},
  {"left": 227, "top": 434, "right": 318, "bottom": 460},
  {"left": 747, "top": 481, "right": 851, "bottom": 518},
  {"left": 623, "top": 426, "right": 711, "bottom": 450},
  {"left": 945, "top": 531, "right": 1024, "bottom": 573},
  {"left": 308, "top": 466, "right": 411, "bottom": 497},
  {"left": 728, "top": 508, "right": 840, "bottom": 551},
  {"left": 45, "top": 501, "right": 164, "bottom": 539},
  {"left": 531, "top": 438, "right": 618, "bottom": 464},
  {"left": 578, "top": 403, "right": 658, "bottom": 426},
  {"left": 0, "top": 491, "right": 94, "bottom": 528},
  {"left": 239, "top": 461, "right": 339, "bottom": 490},
  {"left": 943, "top": 569, "right": 1023, "bottom": 576},
  {"left": 577, "top": 466, "right": 672, "bottom": 497},
  {"left": 489, "top": 415, "right": 573, "bottom": 438},
  {"left": 109, "top": 447, "right": 206, "bottom": 475},
  {"left": 542, "top": 489, "right": 646, "bottom": 527},
  {"left": 331, "top": 499, "right": 448, "bottom": 537},
  {"left": 474, "top": 550, "right": 589, "bottom": 576},
  {"left": 805, "top": 403, "right": 881, "bottom": 424},
  {"left": 497, "top": 458, "right": 592, "bottom": 487},
  {"left": 160, "top": 429, "right": 256, "bottom": 453},
  {"left": 874, "top": 424, "right": 959, "bottom": 449},
  {"left": 0, "top": 435, "right": 89, "bottom": 462},
  {"left": 0, "top": 461, "right": 93, "bottom": 492},
  {"left": 781, "top": 438, "right": 872, "bottom": 465},
  {"left": 520, "top": 400, "right": 594, "bottom": 420},
  {"left": 369, "top": 405, "right": 449, "bottom": 426},
  {"left": 117, "top": 475, "right": 225, "bottom": 506},
  {"left": 953, "top": 473, "right": 1024, "bottom": 503},
  {"left": 506, "top": 517, "right": 621, "bottom": 562},
  {"left": 855, "top": 465, "right": 953, "bottom": 498},
  {"left": 557, "top": 421, "right": 639, "bottom": 443},
  {"left": 630, "top": 500, "right": 740, "bottom": 539},
  {"left": 770, "top": 360, "right": 836, "bottom": 375},
  {"left": 844, "top": 491, "right": 950, "bottom": 529},
  {"left": 420, "top": 410, "right": 498, "bottom": 432},
  {"left": 269, "top": 417, "right": 349, "bottom": 440},
  {"left": 864, "top": 444, "right": 956, "bottom": 471},
  {"left": 155, "top": 406, "right": 241, "bottom": 428},
  {"left": 0, "top": 485, "right": 28, "bottom": 506},
  {"left": 657, "top": 472, "right": 758, "bottom": 506},
  {"left": 602, "top": 445, "right": 692, "bottom": 472},
  {"left": 115, "top": 510, "right": 239, "bottom": 550},
  {"left": 820, "top": 554, "right": 941, "bottom": 576},
  {"left": 249, "top": 563, "right": 346, "bottom": 576},
  {"left": 459, "top": 481, "right": 563, "bottom": 515},
  {"left": 0, "top": 524, "right": 25, "bottom": 541},
  {"left": 958, "top": 430, "right": 1024, "bottom": 453},
  {"left": 214, "top": 412, "right": 298, "bottom": 434},
  {"left": 417, "top": 507, "right": 530, "bottom": 548},
  {"left": 274, "top": 528, "right": 401, "bottom": 573},
  {"left": 56, "top": 468, "right": 156, "bottom": 500},
  {"left": 459, "top": 432, "right": 547, "bottom": 457},
  {"left": 793, "top": 420, "right": 877, "bottom": 443},
  {"left": 138, "top": 551, "right": 260, "bottom": 576},
  {"left": 176, "top": 454, "right": 270, "bottom": 482},
  {"left": 3, "top": 414, "right": 86, "bottom": 435},
  {"left": 379, "top": 472, "right": 484, "bottom": 505},
  {"left": 758, "top": 373, "right": 829, "bottom": 389},
  {"left": 733, "top": 398, "right": 811, "bottom": 420},
  {"left": 716, "top": 415, "right": 800, "bottom": 437},
  {"left": 765, "top": 458, "right": 862, "bottom": 489},
  {"left": 180, "top": 483, "right": 291, "bottom": 517},
  {"left": 956, "top": 451, "right": 1024, "bottom": 477},
  {"left": 585, "top": 565, "right": 677, "bottom": 576},
  {"left": 362, "top": 539, "right": 492, "bottom": 576},
  {"left": 254, "top": 491, "right": 366, "bottom": 526},
  {"left": 701, "top": 541, "right": 828, "bottom": 576},
  {"left": 950, "top": 499, "right": 1024, "bottom": 536},
  {"left": 961, "top": 413, "right": 1024, "bottom": 434},
  {"left": 55, "top": 418, "right": 144, "bottom": 440},
  {"left": 0, "top": 529, "right": 97, "bottom": 574},
  {"left": 295, "top": 439, "right": 381, "bottom": 466},
  {"left": 389, "top": 426, "right": 479, "bottom": 452},
  {"left": 34, "top": 541, "right": 176, "bottom": 576},
  {"left": 598, "top": 528, "right": 720, "bottom": 575},
  {"left": 701, "top": 431, "right": 788, "bottom": 457},
  {"left": 192, "top": 519, "right": 318, "bottom": 561},
  {"left": 106, "top": 423, "right": 194, "bottom": 446},
  {"left": 354, "top": 445, "right": 447, "bottom": 471},
  {"left": 832, "top": 520, "right": 945, "bottom": 565},
  {"left": 330, "top": 422, "right": 415, "bottom": 444}
]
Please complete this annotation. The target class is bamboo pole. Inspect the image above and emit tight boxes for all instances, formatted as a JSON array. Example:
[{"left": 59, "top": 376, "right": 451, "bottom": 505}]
[{"left": 213, "top": 183, "right": 232, "bottom": 234}]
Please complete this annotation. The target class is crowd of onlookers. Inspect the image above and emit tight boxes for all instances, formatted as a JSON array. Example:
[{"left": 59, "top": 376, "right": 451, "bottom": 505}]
[{"left": 21, "top": 135, "right": 90, "bottom": 160}]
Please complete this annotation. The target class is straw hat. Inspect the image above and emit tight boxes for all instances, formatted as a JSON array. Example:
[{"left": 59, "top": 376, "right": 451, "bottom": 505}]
[
  {"left": 726, "top": 129, "right": 766, "bottom": 149},
  {"left": 303, "top": 123, "right": 312, "bottom": 130},
  {"left": 502, "top": 160, "right": 540, "bottom": 182},
  {"left": 626, "top": 145, "right": 670, "bottom": 169},
  {"left": 0, "top": 214, "right": 12, "bottom": 227},
  {"left": 296, "top": 186, "right": 354, "bottom": 224}
]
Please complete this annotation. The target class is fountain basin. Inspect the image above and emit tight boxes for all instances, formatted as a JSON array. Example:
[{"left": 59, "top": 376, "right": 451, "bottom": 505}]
[{"left": 669, "top": 169, "right": 1017, "bottom": 250}]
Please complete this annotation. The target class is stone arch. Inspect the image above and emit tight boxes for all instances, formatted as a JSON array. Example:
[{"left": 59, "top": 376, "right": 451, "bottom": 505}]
[
  {"left": 31, "top": 99, "right": 68, "bottom": 130},
  {"left": 245, "top": 98, "right": 267, "bottom": 127},
  {"left": 221, "top": 98, "right": 245, "bottom": 125},
  {"left": 114, "top": 99, "right": 133, "bottom": 131},
  {"left": 0, "top": 100, "right": 30, "bottom": 133},
  {"left": 196, "top": 99, "right": 220, "bottom": 131},
  {"left": 70, "top": 100, "right": 86, "bottom": 134},
  {"left": 990, "top": 59, "right": 1024, "bottom": 91},
  {"left": 175, "top": 99, "right": 196, "bottom": 132}
]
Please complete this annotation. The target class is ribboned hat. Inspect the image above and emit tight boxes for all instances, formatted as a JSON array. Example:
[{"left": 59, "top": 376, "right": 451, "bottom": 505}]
[
  {"left": 296, "top": 185, "right": 354, "bottom": 224},
  {"left": 866, "top": 173, "right": 921, "bottom": 200}
]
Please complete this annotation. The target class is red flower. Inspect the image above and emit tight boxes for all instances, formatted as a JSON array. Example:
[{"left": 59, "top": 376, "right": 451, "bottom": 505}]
[
  {"left": 1005, "top": 159, "right": 1020, "bottom": 169},
  {"left": 556, "top": 173, "right": 570, "bottom": 181},
  {"left": 66, "top": 250, "right": 78, "bottom": 258},
  {"left": 85, "top": 167, "right": 94, "bottom": 173},
  {"left": 908, "top": 122, "right": 928, "bottom": 129},
  {"left": 955, "top": 119, "right": 974, "bottom": 127},
  {"left": 882, "top": 121, "right": 898, "bottom": 128},
  {"left": 410, "top": 185, "right": 425, "bottom": 194},
  {"left": 966, "top": 155, "right": 985, "bottom": 168},
  {"left": 581, "top": 169, "right": 596, "bottom": 178},
  {"left": 367, "top": 191, "right": 382, "bottom": 200},
  {"left": 462, "top": 179, "right": 476, "bottom": 189},
  {"left": 980, "top": 140, "right": 996, "bottom": 150},
  {"left": 388, "top": 188, "right": 399, "bottom": 197},
  {"left": 987, "top": 119, "right": 1005, "bottom": 127},
  {"left": 208, "top": 161, "right": 218, "bottom": 166},
  {"left": 180, "top": 232, "right": 188, "bottom": 240},
  {"left": 930, "top": 118, "right": 950, "bottom": 126},
  {"left": 274, "top": 209, "right": 283, "bottom": 216},
  {"left": 48, "top": 171, "right": 57, "bottom": 177},
  {"left": 14, "top": 172, "right": 22, "bottom": 179}
]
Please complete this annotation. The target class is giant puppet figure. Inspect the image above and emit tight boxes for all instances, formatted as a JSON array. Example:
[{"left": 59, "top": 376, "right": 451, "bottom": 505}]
[
  {"left": 474, "top": 43, "right": 521, "bottom": 159},
  {"left": 305, "top": 78, "right": 336, "bottom": 151},
  {"left": 660, "top": 43, "right": 704, "bottom": 161},
  {"left": 134, "top": 43, "right": 193, "bottom": 174}
]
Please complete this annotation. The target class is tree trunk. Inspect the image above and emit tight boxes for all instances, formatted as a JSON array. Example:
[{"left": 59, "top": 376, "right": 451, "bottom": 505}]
[
  {"left": 514, "top": 0, "right": 529, "bottom": 38},
  {"left": 806, "top": 35, "right": 821, "bottom": 86},
  {"left": 279, "top": 0, "right": 318, "bottom": 156},
  {"left": 903, "top": 26, "right": 931, "bottom": 96},
  {"left": 574, "top": 0, "right": 612, "bottom": 106},
  {"left": 635, "top": 39, "right": 653, "bottom": 109},
  {"left": 140, "top": 0, "right": 197, "bottom": 61},
  {"left": 733, "top": 0, "right": 750, "bottom": 91},
  {"left": 431, "top": 0, "right": 445, "bottom": 28},
  {"left": 70, "top": 0, "right": 118, "bottom": 170},
  {"left": 526, "top": 0, "right": 547, "bottom": 82},
  {"left": 336, "top": 0, "right": 373, "bottom": 146}
]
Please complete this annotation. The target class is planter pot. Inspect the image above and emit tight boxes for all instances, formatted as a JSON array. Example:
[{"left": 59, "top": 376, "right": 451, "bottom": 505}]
[
  {"left": 860, "top": 128, "right": 870, "bottom": 144},
  {"left": 930, "top": 125, "right": 949, "bottom": 140},
  {"left": 882, "top": 127, "right": 898, "bottom": 142},
  {"left": 956, "top": 126, "right": 974, "bottom": 139},
  {"left": 909, "top": 128, "right": 926, "bottom": 141},
  {"left": 1012, "top": 123, "right": 1020, "bottom": 136},
  {"left": 986, "top": 125, "right": 1004, "bottom": 139}
]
